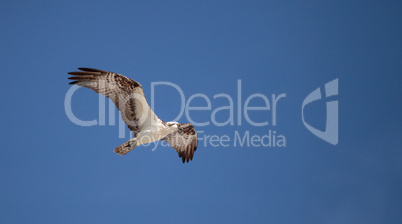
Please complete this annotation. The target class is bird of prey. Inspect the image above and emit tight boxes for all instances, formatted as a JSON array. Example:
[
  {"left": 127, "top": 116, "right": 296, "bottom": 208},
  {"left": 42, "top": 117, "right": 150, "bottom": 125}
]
[{"left": 68, "top": 68, "right": 198, "bottom": 163}]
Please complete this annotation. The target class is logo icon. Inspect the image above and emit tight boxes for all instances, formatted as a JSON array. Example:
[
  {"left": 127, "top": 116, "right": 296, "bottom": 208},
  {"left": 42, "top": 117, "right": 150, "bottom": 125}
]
[{"left": 302, "top": 79, "right": 338, "bottom": 145}]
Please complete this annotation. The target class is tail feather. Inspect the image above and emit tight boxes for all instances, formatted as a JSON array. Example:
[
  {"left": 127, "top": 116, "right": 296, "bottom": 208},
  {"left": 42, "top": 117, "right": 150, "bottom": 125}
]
[{"left": 114, "top": 139, "right": 138, "bottom": 155}]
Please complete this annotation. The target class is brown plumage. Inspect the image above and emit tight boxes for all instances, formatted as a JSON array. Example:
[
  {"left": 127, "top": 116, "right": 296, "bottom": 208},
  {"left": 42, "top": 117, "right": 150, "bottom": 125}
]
[
  {"left": 161, "top": 123, "right": 198, "bottom": 163},
  {"left": 68, "top": 68, "right": 199, "bottom": 163},
  {"left": 68, "top": 68, "right": 155, "bottom": 133}
]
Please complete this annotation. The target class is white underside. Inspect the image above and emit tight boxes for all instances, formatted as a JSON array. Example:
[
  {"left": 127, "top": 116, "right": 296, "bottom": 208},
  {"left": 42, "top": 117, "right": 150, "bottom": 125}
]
[{"left": 131, "top": 123, "right": 176, "bottom": 146}]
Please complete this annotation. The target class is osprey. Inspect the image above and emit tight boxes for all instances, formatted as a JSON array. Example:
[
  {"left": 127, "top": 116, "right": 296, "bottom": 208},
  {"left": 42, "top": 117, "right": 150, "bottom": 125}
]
[{"left": 68, "top": 68, "right": 198, "bottom": 163}]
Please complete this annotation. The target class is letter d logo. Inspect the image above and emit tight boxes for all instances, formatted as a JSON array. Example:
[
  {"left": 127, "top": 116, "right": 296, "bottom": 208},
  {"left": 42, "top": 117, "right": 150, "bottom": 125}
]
[{"left": 302, "top": 79, "right": 338, "bottom": 145}]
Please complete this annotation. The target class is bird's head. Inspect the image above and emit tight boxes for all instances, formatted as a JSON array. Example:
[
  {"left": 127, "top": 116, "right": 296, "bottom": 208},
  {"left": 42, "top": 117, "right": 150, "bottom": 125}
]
[{"left": 166, "top": 121, "right": 182, "bottom": 131}]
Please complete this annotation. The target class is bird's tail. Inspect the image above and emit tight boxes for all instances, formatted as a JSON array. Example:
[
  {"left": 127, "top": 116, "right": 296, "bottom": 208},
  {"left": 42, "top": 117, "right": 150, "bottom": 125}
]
[{"left": 114, "top": 139, "right": 138, "bottom": 155}]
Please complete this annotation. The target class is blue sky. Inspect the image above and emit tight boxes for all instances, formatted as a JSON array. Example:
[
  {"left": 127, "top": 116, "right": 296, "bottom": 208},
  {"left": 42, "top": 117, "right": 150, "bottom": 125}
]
[{"left": 1, "top": 0, "right": 401, "bottom": 223}]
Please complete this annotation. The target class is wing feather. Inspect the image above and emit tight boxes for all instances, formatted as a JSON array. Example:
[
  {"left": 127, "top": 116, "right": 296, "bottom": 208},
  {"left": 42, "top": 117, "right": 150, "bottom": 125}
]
[
  {"left": 161, "top": 123, "right": 198, "bottom": 163},
  {"left": 68, "top": 68, "right": 161, "bottom": 133}
]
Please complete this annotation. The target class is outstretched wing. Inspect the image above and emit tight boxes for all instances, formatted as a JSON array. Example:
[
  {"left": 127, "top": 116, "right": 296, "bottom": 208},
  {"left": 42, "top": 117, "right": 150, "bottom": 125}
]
[
  {"left": 68, "top": 68, "right": 161, "bottom": 133},
  {"left": 162, "top": 123, "right": 198, "bottom": 163}
]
